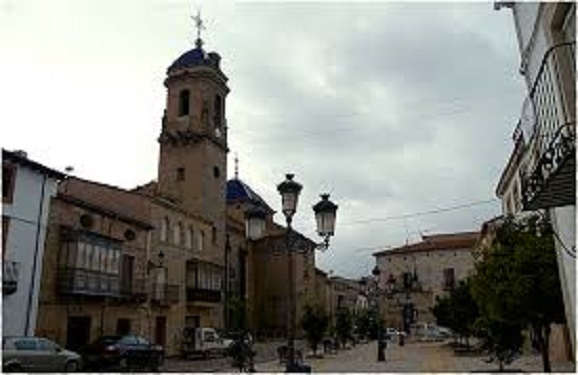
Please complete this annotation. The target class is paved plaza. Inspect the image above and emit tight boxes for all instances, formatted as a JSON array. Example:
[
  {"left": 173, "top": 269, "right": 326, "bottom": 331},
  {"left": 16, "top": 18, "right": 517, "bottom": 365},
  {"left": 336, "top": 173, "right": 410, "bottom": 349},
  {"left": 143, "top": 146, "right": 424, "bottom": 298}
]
[{"left": 164, "top": 339, "right": 575, "bottom": 373}]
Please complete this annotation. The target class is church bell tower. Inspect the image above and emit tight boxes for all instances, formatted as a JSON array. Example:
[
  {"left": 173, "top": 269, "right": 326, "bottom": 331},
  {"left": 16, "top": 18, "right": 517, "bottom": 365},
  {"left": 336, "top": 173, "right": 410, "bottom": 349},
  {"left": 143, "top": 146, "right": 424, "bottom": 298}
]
[{"left": 157, "top": 13, "right": 229, "bottom": 236}]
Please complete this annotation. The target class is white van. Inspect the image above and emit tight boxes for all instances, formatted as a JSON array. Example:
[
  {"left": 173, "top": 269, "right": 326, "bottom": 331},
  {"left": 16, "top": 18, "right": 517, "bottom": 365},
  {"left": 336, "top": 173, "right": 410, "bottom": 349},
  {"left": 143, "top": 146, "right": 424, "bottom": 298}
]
[{"left": 180, "top": 327, "right": 234, "bottom": 358}]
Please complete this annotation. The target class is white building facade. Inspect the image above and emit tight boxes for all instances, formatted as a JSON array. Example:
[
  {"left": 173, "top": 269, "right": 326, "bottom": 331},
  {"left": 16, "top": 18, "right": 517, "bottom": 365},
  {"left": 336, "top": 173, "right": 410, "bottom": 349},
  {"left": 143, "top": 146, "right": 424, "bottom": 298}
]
[
  {"left": 2, "top": 149, "right": 64, "bottom": 336},
  {"left": 496, "top": 1, "right": 575, "bottom": 353}
]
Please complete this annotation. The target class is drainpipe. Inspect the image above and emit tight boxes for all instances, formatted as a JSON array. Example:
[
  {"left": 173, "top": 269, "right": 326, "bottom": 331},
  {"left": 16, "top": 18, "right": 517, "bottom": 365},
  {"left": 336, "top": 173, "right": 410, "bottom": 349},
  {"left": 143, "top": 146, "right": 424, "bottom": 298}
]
[{"left": 24, "top": 174, "right": 48, "bottom": 336}]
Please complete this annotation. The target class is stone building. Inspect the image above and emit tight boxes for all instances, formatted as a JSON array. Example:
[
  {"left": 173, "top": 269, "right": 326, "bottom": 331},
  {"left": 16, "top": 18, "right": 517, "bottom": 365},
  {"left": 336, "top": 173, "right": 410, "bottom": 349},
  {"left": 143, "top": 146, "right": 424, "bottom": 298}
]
[
  {"left": 373, "top": 232, "right": 478, "bottom": 332},
  {"left": 33, "top": 17, "right": 333, "bottom": 353}
]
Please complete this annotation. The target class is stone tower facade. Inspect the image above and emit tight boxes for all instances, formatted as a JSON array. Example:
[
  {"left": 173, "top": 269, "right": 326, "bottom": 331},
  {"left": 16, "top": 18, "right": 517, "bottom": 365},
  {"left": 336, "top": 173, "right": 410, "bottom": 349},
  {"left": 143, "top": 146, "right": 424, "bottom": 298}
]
[{"left": 157, "top": 35, "right": 230, "bottom": 254}]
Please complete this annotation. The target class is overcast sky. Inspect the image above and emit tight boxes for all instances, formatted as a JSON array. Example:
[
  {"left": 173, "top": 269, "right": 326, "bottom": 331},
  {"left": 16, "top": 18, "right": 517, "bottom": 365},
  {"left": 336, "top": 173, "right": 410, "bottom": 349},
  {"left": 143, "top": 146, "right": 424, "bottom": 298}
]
[{"left": 1, "top": 0, "right": 526, "bottom": 279}]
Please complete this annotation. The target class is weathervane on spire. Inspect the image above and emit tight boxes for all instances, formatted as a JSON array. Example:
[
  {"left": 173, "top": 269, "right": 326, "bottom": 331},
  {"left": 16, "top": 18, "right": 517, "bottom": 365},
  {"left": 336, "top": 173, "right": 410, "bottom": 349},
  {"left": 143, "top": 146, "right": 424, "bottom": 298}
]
[{"left": 191, "top": 9, "right": 206, "bottom": 48}]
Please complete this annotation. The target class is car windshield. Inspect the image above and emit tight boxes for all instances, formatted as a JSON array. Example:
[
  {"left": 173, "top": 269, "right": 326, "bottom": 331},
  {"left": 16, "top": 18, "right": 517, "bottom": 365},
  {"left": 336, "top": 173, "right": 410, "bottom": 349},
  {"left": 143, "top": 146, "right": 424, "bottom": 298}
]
[{"left": 94, "top": 336, "right": 122, "bottom": 344}]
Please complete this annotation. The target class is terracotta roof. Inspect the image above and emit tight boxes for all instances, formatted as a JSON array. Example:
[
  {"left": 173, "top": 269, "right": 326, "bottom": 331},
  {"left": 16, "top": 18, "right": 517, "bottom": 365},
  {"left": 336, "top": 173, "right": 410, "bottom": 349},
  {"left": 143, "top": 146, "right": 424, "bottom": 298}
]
[{"left": 373, "top": 231, "right": 480, "bottom": 256}]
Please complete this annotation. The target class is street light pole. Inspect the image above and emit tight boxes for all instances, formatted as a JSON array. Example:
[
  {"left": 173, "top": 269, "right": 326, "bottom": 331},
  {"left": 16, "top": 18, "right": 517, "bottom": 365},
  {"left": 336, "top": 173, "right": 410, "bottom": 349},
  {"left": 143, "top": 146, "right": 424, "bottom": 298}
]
[
  {"left": 372, "top": 265, "right": 386, "bottom": 362},
  {"left": 245, "top": 173, "right": 338, "bottom": 373}
]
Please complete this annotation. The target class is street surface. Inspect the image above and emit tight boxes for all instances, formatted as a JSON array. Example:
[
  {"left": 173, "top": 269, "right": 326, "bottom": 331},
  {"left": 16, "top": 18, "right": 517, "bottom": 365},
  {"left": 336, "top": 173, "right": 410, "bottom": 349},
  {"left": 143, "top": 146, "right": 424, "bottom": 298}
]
[{"left": 164, "top": 339, "right": 575, "bottom": 373}]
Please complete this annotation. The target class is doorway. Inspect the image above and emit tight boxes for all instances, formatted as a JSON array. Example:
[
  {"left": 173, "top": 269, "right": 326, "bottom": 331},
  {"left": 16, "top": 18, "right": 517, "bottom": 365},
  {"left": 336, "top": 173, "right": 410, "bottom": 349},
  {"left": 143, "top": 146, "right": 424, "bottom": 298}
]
[
  {"left": 155, "top": 316, "right": 167, "bottom": 347},
  {"left": 116, "top": 318, "right": 131, "bottom": 335},
  {"left": 66, "top": 316, "right": 91, "bottom": 351}
]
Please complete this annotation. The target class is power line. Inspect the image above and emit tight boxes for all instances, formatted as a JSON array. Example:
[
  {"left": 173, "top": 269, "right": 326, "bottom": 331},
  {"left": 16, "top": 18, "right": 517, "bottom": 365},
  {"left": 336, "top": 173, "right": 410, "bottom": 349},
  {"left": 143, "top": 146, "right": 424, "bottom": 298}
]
[{"left": 339, "top": 199, "right": 497, "bottom": 226}]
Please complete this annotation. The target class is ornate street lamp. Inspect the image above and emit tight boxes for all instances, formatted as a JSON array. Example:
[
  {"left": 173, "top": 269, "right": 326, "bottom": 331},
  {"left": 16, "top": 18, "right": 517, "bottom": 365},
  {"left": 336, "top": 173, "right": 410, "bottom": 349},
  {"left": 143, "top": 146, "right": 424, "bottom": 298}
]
[
  {"left": 244, "top": 173, "right": 337, "bottom": 372},
  {"left": 313, "top": 193, "right": 338, "bottom": 250}
]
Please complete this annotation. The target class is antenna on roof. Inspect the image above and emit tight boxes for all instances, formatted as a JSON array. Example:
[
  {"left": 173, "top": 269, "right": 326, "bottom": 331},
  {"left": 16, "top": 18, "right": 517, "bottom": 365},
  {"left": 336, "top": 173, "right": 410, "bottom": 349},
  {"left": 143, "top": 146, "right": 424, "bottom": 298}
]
[
  {"left": 234, "top": 153, "right": 239, "bottom": 180},
  {"left": 191, "top": 8, "right": 206, "bottom": 49}
]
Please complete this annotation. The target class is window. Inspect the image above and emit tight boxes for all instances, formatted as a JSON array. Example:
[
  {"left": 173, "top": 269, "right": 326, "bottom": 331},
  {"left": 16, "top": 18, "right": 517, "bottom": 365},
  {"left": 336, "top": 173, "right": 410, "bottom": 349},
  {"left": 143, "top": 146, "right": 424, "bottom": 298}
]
[
  {"left": 118, "top": 336, "right": 138, "bottom": 345},
  {"left": 185, "top": 227, "right": 193, "bottom": 249},
  {"left": 2, "top": 163, "right": 16, "bottom": 203},
  {"left": 179, "top": 90, "right": 190, "bottom": 117},
  {"left": 160, "top": 217, "right": 169, "bottom": 242},
  {"left": 37, "top": 338, "right": 58, "bottom": 351},
  {"left": 443, "top": 268, "right": 455, "bottom": 290},
  {"left": 174, "top": 222, "right": 182, "bottom": 245},
  {"left": 198, "top": 231, "right": 204, "bottom": 252},
  {"left": 2, "top": 216, "right": 9, "bottom": 259},
  {"left": 212, "top": 226, "right": 217, "bottom": 244},
  {"left": 14, "top": 338, "right": 37, "bottom": 351},
  {"left": 214, "top": 94, "right": 222, "bottom": 127},
  {"left": 177, "top": 167, "right": 185, "bottom": 181},
  {"left": 213, "top": 166, "right": 220, "bottom": 179}
]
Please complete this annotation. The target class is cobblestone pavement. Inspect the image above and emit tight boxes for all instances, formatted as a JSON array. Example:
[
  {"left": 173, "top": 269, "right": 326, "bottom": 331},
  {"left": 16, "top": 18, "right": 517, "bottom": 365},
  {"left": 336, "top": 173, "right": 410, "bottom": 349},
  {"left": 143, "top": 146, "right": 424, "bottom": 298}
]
[
  {"left": 163, "top": 339, "right": 307, "bottom": 372},
  {"left": 250, "top": 340, "right": 575, "bottom": 373}
]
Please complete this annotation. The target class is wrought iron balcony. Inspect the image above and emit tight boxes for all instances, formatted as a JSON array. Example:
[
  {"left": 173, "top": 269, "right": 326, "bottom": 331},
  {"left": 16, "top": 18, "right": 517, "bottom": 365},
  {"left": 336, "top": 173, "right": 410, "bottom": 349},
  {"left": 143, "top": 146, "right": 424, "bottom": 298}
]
[
  {"left": 519, "top": 42, "right": 576, "bottom": 210},
  {"left": 3, "top": 261, "right": 19, "bottom": 295},
  {"left": 186, "top": 287, "right": 222, "bottom": 303},
  {"left": 150, "top": 283, "right": 180, "bottom": 305}
]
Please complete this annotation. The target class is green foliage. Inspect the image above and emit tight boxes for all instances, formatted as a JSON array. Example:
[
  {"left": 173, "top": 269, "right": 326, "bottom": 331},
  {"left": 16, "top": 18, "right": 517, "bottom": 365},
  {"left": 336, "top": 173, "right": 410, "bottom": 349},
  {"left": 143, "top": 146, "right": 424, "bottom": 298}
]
[
  {"left": 473, "top": 316, "right": 524, "bottom": 371},
  {"left": 470, "top": 214, "right": 565, "bottom": 372},
  {"left": 300, "top": 305, "right": 329, "bottom": 355},
  {"left": 432, "top": 279, "right": 479, "bottom": 345},
  {"left": 335, "top": 307, "right": 354, "bottom": 346},
  {"left": 354, "top": 309, "right": 379, "bottom": 341}
]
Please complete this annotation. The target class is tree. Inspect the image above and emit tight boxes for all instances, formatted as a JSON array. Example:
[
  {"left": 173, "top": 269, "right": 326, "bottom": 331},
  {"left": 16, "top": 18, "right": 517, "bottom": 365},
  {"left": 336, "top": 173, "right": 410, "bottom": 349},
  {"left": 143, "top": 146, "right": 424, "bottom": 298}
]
[
  {"left": 354, "top": 309, "right": 377, "bottom": 341},
  {"left": 471, "top": 214, "right": 565, "bottom": 372},
  {"left": 300, "top": 305, "right": 329, "bottom": 356},
  {"left": 335, "top": 307, "right": 354, "bottom": 348},
  {"left": 473, "top": 316, "right": 524, "bottom": 372},
  {"left": 432, "top": 279, "right": 479, "bottom": 347}
]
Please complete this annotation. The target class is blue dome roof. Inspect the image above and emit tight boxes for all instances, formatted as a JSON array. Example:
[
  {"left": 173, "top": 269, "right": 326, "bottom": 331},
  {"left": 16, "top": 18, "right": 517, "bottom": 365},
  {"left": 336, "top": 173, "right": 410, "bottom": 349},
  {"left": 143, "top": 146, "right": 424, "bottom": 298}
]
[
  {"left": 168, "top": 47, "right": 207, "bottom": 72},
  {"left": 227, "top": 179, "right": 273, "bottom": 212}
]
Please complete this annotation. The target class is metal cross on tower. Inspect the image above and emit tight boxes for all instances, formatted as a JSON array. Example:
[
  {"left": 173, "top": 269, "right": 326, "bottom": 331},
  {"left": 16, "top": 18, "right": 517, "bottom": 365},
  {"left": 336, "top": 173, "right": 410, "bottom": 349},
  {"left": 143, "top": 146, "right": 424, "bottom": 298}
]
[{"left": 191, "top": 10, "right": 206, "bottom": 48}]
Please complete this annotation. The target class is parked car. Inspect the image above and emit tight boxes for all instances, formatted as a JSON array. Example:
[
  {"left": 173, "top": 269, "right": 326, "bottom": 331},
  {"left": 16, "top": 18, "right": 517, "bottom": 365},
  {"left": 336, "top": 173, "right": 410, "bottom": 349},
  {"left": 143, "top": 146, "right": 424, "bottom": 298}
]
[
  {"left": 81, "top": 334, "right": 164, "bottom": 371},
  {"left": 2, "top": 336, "right": 82, "bottom": 372}
]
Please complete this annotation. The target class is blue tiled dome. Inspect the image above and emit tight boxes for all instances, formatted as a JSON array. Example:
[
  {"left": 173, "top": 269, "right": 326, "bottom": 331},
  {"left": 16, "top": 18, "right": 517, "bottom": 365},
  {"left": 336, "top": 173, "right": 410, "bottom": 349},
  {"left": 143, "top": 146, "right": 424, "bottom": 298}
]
[
  {"left": 168, "top": 47, "right": 207, "bottom": 72},
  {"left": 227, "top": 179, "right": 273, "bottom": 212}
]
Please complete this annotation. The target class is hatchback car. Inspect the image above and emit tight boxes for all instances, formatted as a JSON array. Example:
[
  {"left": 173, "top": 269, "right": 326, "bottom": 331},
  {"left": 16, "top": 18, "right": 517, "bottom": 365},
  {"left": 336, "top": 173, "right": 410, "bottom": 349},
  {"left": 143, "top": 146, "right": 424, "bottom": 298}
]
[
  {"left": 2, "top": 336, "right": 82, "bottom": 372},
  {"left": 81, "top": 334, "right": 164, "bottom": 371}
]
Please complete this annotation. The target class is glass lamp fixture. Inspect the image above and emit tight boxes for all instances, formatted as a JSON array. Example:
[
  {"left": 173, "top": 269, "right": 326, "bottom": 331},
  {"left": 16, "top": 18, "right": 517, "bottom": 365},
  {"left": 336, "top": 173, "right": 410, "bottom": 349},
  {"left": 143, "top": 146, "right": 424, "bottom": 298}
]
[
  {"left": 244, "top": 205, "right": 267, "bottom": 240},
  {"left": 313, "top": 193, "right": 338, "bottom": 238},
  {"left": 277, "top": 174, "right": 302, "bottom": 220}
]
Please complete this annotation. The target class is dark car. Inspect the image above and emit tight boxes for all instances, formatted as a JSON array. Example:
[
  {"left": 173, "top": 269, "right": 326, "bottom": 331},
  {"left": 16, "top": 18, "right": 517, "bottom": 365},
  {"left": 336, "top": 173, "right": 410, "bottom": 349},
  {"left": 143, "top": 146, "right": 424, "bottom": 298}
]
[{"left": 81, "top": 335, "right": 164, "bottom": 371}]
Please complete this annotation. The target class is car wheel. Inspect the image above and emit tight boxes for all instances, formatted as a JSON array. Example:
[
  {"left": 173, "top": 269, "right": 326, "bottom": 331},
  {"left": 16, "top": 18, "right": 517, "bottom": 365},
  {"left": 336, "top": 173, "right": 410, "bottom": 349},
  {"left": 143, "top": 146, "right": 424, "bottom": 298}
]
[
  {"left": 65, "top": 360, "right": 80, "bottom": 372},
  {"left": 150, "top": 353, "right": 164, "bottom": 371},
  {"left": 4, "top": 363, "right": 23, "bottom": 373},
  {"left": 119, "top": 357, "right": 129, "bottom": 371}
]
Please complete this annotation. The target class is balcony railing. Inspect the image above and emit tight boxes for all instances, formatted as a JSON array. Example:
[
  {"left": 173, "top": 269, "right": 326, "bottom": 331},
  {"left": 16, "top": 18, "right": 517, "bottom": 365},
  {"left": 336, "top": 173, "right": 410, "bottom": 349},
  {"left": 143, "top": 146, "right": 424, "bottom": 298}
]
[
  {"left": 150, "top": 283, "right": 180, "bottom": 305},
  {"left": 520, "top": 42, "right": 576, "bottom": 210},
  {"left": 3, "top": 261, "right": 19, "bottom": 295},
  {"left": 186, "top": 287, "right": 222, "bottom": 303}
]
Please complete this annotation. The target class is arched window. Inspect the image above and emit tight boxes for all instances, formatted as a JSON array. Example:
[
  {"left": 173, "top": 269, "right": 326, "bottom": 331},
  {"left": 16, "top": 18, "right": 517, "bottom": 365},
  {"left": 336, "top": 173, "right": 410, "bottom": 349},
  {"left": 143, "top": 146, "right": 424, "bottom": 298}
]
[
  {"left": 179, "top": 89, "right": 190, "bottom": 117},
  {"left": 160, "top": 217, "right": 169, "bottom": 242},
  {"left": 214, "top": 94, "right": 222, "bottom": 127},
  {"left": 185, "top": 226, "right": 193, "bottom": 249},
  {"left": 198, "top": 231, "right": 204, "bottom": 252},
  {"left": 174, "top": 221, "right": 182, "bottom": 245}
]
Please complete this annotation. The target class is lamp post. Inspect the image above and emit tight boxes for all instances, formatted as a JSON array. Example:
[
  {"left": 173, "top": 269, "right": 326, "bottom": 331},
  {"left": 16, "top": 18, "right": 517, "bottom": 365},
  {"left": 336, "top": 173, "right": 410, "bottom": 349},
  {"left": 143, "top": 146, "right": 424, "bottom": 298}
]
[
  {"left": 245, "top": 174, "right": 338, "bottom": 372},
  {"left": 371, "top": 265, "right": 386, "bottom": 361}
]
